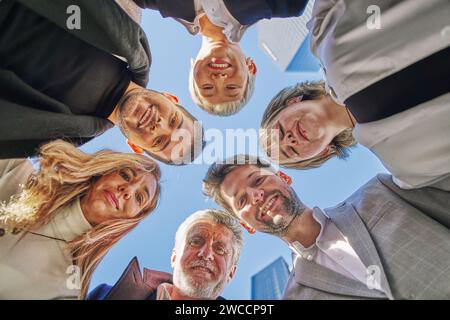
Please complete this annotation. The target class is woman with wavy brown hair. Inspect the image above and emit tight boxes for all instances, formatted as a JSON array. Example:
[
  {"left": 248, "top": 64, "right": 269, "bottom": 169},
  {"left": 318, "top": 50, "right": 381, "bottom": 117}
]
[{"left": 0, "top": 140, "right": 161, "bottom": 299}]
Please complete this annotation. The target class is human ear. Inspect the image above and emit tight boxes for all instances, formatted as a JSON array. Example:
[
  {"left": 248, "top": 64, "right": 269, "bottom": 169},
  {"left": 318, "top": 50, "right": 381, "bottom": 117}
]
[
  {"left": 320, "top": 145, "right": 334, "bottom": 156},
  {"left": 246, "top": 57, "right": 257, "bottom": 75},
  {"left": 240, "top": 221, "right": 256, "bottom": 234},
  {"left": 126, "top": 139, "right": 144, "bottom": 154},
  {"left": 171, "top": 250, "right": 177, "bottom": 268},
  {"left": 276, "top": 171, "right": 293, "bottom": 185},
  {"left": 286, "top": 95, "right": 303, "bottom": 106},
  {"left": 227, "top": 265, "right": 237, "bottom": 282},
  {"left": 161, "top": 92, "right": 179, "bottom": 104}
]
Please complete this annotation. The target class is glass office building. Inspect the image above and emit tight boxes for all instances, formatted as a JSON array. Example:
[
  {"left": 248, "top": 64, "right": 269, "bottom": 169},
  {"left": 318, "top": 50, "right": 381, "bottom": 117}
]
[{"left": 251, "top": 257, "right": 290, "bottom": 300}]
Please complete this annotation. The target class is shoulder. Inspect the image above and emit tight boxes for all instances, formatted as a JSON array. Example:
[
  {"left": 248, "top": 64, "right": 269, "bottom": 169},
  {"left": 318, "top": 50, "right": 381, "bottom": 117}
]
[
  {"left": 86, "top": 283, "right": 113, "bottom": 300},
  {"left": 0, "top": 159, "right": 34, "bottom": 204}
]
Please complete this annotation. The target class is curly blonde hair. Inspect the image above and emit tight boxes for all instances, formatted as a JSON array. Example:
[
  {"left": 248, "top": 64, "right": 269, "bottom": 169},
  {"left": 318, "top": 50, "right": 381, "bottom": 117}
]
[{"left": 0, "top": 140, "right": 161, "bottom": 298}]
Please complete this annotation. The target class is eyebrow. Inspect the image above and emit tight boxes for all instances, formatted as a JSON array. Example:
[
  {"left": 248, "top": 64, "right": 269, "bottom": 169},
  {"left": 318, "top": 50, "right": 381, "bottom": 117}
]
[
  {"left": 143, "top": 185, "right": 150, "bottom": 205},
  {"left": 176, "top": 112, "right": 184, "bottom": 129},
  {"left": 277, "top": 122, "right": 291, "bottom": 158},
  {"left": 129, "top": 168, "right": 137, "bottom": 177}
]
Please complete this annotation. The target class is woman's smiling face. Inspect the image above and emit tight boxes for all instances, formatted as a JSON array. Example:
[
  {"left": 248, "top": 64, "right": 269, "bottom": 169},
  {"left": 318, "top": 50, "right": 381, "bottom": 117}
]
[
  {"left": 263, "top": 97, "right": 335, "bottom": 163},
  {"left": 80, "top": 168, "right": 157, "bottom": 226}
]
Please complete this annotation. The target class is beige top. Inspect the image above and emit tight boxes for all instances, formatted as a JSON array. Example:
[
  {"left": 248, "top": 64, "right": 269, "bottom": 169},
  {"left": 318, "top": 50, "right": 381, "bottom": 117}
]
[{"left": 0, "top": 160, "right": 93, "bottom": 299}]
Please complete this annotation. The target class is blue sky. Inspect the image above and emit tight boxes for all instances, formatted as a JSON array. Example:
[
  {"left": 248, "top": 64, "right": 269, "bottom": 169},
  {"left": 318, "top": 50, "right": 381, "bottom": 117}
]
[{"left": 84, "top": 10, "right": 388, "bottom": 299}]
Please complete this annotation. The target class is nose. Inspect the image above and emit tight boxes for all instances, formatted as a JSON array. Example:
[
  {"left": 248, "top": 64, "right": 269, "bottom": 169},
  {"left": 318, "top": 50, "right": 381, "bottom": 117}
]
[
  {"left": 248, "top": 187, "right": 264, "bottom": 205},
  {"left": 119, "top": 184, "right": 133, "bottom": 200},
  {"left": 284, "top": 130, "right": 297, "bottom": 146},
  {"left": 148, "top": 115, "right": 162, "bottom": 131},
  {"left": 150, "top": 118, "right": 172, "bottom": 135},
  {"left": 211, "top": 73, "right": 228, "bottom": 80},
  {"left": 198, "top": 242, "right": 214, "bottom": 261}
]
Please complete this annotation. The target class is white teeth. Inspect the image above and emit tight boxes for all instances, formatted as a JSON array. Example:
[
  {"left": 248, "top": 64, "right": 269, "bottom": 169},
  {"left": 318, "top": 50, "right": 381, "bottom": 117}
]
[
  {"left": 210, "top": 63, "right": 229, "bottom": 68},
  {"left": 259, "top": 197, "right": 277, "bottom": 217},
  {"left": 139, "top": 107, "right": 153, "bottom": 127}
]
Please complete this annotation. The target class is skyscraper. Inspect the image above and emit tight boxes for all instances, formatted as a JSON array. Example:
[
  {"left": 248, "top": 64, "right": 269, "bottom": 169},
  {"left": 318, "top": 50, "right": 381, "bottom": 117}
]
[
  {"left": 257, "top": 0, "right": 320, "bottom": 72},
  {"left": 251, "top": 256, "right": 290, "bottom": 300}
]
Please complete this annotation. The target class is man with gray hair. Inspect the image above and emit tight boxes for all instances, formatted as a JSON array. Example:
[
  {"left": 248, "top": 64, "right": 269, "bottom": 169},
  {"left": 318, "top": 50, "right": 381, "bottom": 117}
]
[
  {"left": 203, "top": 155, "right": 450, "bottom": 299},
  {"left": 88, "top": 209, "right": 243, "bottom": 300}
]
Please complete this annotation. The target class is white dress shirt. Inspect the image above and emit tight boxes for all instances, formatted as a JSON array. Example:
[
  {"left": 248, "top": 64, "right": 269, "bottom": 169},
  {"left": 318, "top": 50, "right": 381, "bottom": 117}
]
[
  {"left": 289, "top": 208, "right": 369, "bottom": 286},
  {"left": 156, "top": 282, "right": 174, "bottom": 300},
  {"left": 177, "top": 0, "right": 248, "bottom": 43},
  {"left": 353, "top": 92, "right": 450, "bottom": 191}
]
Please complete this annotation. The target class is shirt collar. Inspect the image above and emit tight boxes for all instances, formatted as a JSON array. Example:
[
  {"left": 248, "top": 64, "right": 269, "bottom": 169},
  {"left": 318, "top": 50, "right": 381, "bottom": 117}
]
[
  {"left": 156, "top": 282, "right": 175, "bottom": 300},
  {"left": 175, "top": 0, "right": 247, "bottom": 43},
  {"left": 288, "top": 207, "right": 329, "bottom": 260}
]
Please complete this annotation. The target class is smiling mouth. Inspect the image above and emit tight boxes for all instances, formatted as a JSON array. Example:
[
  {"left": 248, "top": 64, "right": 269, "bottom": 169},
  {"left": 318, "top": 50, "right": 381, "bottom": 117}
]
[
  {"left": 105, "top": 191, "right": 119, "bottom": 210},
  {"left": 137, "top": 105, "right": 155, "bottom": 129},
  {"left": 296, "top": 121, "right": 309, "bottom": 141},
  {"left": 258, "top": 194, "right": 279, "bottom": 220},
  {"left": 208, "top": 58, "right": 231, "bottom": 70},
  {"left": 191, "top": 266, "right": 214, "bottom": 275}
]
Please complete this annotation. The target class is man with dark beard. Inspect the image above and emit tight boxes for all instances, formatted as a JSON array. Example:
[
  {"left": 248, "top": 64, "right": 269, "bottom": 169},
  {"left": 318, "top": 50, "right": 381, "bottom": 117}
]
[
  {"left": 203, "top": 155, "right": 450, "bottom": 299},
  {"left": 87, "top": 209, "right": 243, "bottom": 300}
]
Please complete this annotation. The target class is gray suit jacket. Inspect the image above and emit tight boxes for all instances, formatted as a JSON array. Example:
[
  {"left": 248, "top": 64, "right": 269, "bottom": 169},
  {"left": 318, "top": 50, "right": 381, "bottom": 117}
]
[{"left": 283, "top": 174, "right": 450, "bottom": 300}]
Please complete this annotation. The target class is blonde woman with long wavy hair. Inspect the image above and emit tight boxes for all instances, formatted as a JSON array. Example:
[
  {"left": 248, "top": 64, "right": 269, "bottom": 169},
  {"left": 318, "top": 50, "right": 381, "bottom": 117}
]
[{"left": 0, "top": 140, "right": 161, "bottom": 299}]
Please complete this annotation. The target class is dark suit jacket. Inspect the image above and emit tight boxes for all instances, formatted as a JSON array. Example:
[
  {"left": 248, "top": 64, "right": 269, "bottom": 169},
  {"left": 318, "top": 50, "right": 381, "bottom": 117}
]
[
  {"left": 0, "top": 0, "right": 151, "bottom": 158},
  {"left": 87, "top": 257, "right": 225, "bottom": 300},
  {"left": 136, "top": 0, "right": 308, "bottom": 25}
]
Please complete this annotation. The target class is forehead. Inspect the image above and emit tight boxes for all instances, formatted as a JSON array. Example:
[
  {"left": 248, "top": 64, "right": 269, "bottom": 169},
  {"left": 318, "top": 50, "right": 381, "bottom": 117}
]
[
  {"left": 220, "top": 165, "right": 274, "bottom": 199},
  {"left": 105, "top": 169, "right": 157, "bottom": 193},
  {"left": 185, "top": 221, "right": 234, "bottom": 243}
]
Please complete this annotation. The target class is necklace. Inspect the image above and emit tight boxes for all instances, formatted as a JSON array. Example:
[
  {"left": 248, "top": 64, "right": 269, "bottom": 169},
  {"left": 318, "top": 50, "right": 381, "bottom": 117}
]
[
  {"left": 29, "top": 231, "right": 67, "bottom": 243},
  {"left": 345, "top": 106, "right": 355, "bottom": 128}
]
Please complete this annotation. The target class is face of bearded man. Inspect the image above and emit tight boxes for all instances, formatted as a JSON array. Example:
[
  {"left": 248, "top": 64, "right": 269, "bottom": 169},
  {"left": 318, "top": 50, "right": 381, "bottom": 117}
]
[
  {"left": 220, "top": 165, "right": 307, "bottom": 237},
  {"left": 172, "top": 221, "right": 236, "bottom": 299}
]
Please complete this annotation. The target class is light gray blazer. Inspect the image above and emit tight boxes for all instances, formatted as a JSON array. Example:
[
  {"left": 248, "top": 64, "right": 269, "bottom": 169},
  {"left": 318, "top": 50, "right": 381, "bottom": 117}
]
[
  {"left": 283, "top": 174, "right": 450, "bottom": 300},
  {"left": 309, "top": 0, "right": 450, "bottom": 104}
]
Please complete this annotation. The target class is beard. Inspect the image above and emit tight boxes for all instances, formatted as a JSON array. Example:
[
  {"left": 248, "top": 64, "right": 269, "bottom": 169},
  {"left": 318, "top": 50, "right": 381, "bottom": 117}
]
[
  {"left": 173, "top": 260, "right": 227, "bottom": 300},
  {"left": 256, "top": 188, "right": 306, "bottom": 237}
]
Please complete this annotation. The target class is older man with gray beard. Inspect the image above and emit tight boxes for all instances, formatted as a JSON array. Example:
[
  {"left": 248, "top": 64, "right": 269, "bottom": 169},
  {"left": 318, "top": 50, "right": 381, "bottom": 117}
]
[{"left": 87, "top": 209, "right": 243, "bottom": 300}]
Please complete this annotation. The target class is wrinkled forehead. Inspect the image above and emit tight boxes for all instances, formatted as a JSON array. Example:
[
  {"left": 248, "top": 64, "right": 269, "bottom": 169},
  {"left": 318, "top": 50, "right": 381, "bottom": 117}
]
[{"left": 185, "top": 221, "right": 232, "bottom": 240}]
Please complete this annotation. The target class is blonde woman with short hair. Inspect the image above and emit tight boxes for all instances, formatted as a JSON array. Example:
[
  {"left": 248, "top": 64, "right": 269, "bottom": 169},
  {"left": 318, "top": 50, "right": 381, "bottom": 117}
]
[{"left": 0, "top": 140, "right": 161, "bottom": 299}]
